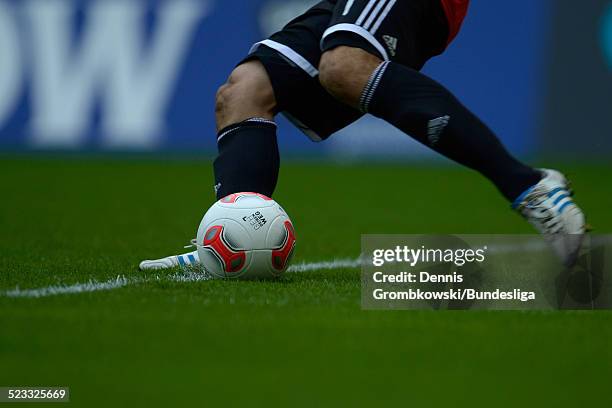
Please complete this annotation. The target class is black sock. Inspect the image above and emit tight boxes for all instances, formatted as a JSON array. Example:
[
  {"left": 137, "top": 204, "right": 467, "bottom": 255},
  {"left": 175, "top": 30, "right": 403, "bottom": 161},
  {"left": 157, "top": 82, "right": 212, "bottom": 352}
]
[
  {"left": 213, "top": 118, "right": 279, "bottom": 199},
  {"left": 362, "top": 61, "right": 541, "bottom": 201}
]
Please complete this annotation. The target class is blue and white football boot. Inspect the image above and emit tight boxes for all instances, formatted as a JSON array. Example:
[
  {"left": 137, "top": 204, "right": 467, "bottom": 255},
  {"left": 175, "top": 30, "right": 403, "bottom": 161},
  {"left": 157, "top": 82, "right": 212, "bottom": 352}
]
[
  {"left": 139, "top": 250, "right": 200, "bottom": 271},
  {"left": 512, "top": 169, "right": 587, "bottom": 266}
]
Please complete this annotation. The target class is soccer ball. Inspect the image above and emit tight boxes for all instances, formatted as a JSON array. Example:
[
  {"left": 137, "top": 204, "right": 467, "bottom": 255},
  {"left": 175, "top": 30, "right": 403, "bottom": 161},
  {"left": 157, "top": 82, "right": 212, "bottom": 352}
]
[{"left": 195, "top": 192, "right": 296, "bottom": 279}]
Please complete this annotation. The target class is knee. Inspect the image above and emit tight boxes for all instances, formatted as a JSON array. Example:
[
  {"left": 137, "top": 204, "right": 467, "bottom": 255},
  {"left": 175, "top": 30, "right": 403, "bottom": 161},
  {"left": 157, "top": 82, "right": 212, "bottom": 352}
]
[
  {"left": 319, "top": 46, "right": 382, "bottom": 107},
  {"left": 214, "top": 83, "right": 233, "bottom": 118},
  {"left": 215, "top": 65, "right": 273, "bottom": 117},
  {"left": 215, "top": 61, "right": 276, "bottom": 130},
  {"left": 318, "top": 48, "right": 355, "bottom": 103}
]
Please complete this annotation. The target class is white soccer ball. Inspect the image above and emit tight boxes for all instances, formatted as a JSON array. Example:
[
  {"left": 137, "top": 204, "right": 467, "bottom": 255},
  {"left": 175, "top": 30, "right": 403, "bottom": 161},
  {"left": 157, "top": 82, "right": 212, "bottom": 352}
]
[{"left": 196, "top": 192, "right": 296, "bottom": 279}]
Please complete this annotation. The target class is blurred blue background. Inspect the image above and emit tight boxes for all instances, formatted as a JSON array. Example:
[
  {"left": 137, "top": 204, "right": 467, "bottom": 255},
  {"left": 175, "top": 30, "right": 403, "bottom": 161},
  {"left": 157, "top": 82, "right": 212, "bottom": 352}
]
[{"left": 0, "top": 0, "right": 609, "bottom": 159}]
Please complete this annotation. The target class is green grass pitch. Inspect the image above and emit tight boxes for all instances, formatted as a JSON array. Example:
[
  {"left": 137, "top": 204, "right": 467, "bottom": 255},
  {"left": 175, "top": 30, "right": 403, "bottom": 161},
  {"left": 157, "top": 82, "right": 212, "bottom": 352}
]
[{"left": 1, "top": 157, "right": 611, "bottom": 406}]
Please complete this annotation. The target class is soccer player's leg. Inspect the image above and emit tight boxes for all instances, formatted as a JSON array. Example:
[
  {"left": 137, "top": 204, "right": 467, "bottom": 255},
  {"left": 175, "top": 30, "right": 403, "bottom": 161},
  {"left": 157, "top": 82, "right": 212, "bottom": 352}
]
[
  {"left": 214, "top": 1, "right": 362, "bottom": 200},
  {"left": 140, "top": 61, "right": 279, "bottom": 271},
  {"left": 318, "top": 0, "right": 586, "bottom": 264},
  {"left": 319, "top": 0, "right": 542, "bottom": 201},
  {"left": 213, "top": 60, "right": 280, "bottom": 199},
  {"left": 320, "top": 45, "right": 542, "bottom": 202},
  {"left": 141, "top": 60, "right": 277, "bottom": 271},
  {"left": 140, "top": 1, "right": 363, "bottom": 271}
]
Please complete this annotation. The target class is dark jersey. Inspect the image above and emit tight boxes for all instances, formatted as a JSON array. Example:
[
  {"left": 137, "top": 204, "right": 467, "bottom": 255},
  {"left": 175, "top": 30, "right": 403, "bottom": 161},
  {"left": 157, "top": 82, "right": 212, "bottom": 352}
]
[{"left": 323, "top": 0, "right": 470, "bottom": 45}]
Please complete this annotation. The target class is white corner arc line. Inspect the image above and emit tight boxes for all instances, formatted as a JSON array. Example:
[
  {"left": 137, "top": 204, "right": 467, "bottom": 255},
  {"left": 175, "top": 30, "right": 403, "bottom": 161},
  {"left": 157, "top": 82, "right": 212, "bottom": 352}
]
[
  {"left": 288, "top": 258, "right": 363, "bottom": 273},
  {"left": 1, "top": 258, "right": 363, "bottom": 299},
  {"left": 3, "top": 276, "right": 138, "bottom": 298},
  {"left": 4, "top": 237, "right": 605, "bottom": 299}
]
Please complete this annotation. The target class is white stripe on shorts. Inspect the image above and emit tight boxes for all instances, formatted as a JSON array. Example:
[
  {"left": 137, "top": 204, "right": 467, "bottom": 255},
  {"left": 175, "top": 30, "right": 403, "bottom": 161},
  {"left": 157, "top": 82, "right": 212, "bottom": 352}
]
[
  {"left": 356, "top": 0, "right": 379, "bottom": 26},
  {"left": 249, "top": 39, "right": 319, "bottom": 77},
  {"left": 370, "top": 0, "right": 397, "bottom": 34},
  {"left": 342, "top": 0, "right": 356, "bottom": 16},
  {"left": 363, "top": 0, "right": 391, "bottom": 31}
]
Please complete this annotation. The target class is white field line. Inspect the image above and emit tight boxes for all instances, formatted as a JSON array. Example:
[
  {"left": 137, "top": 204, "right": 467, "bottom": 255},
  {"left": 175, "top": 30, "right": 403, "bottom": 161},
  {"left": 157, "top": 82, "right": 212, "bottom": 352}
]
[
  {"left": 288, "top": 258, "right": 363, "bottom": 273},
  {"left": 2, "top": 258, "right": 363, "bottom": 299},
  {"left": 3, "top": 276, "right": 139, "bottom": 299},
  {"left": 4, "top": 237, "right": 606, "bottom": 299}
]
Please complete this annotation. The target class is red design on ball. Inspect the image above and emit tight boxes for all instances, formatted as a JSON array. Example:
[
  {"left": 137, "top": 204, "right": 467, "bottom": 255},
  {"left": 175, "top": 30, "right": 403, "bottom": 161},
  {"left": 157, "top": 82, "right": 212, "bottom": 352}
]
[
  {"left": 272, "top": 221, "right": 296, "bottom": 271},
  {"left": 203, "top": 225, "right": 246, "bottom": 273}
]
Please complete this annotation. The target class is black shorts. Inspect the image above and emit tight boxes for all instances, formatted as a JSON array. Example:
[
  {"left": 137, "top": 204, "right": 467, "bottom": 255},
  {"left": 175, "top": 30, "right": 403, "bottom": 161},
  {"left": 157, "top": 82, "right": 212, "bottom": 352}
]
[{"left": 244, "top": 0, "right": 449, "bottom": 141}]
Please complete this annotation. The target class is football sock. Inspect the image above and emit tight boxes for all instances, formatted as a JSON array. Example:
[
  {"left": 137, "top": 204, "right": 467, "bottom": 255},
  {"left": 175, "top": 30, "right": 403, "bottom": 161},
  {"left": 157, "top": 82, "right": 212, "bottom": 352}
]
[
  {"left": 361, "top": 61, "right": 542, "bottom": 202},
  {"left": 213, "top": 118, "right": 279, "bottom": 200}
]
